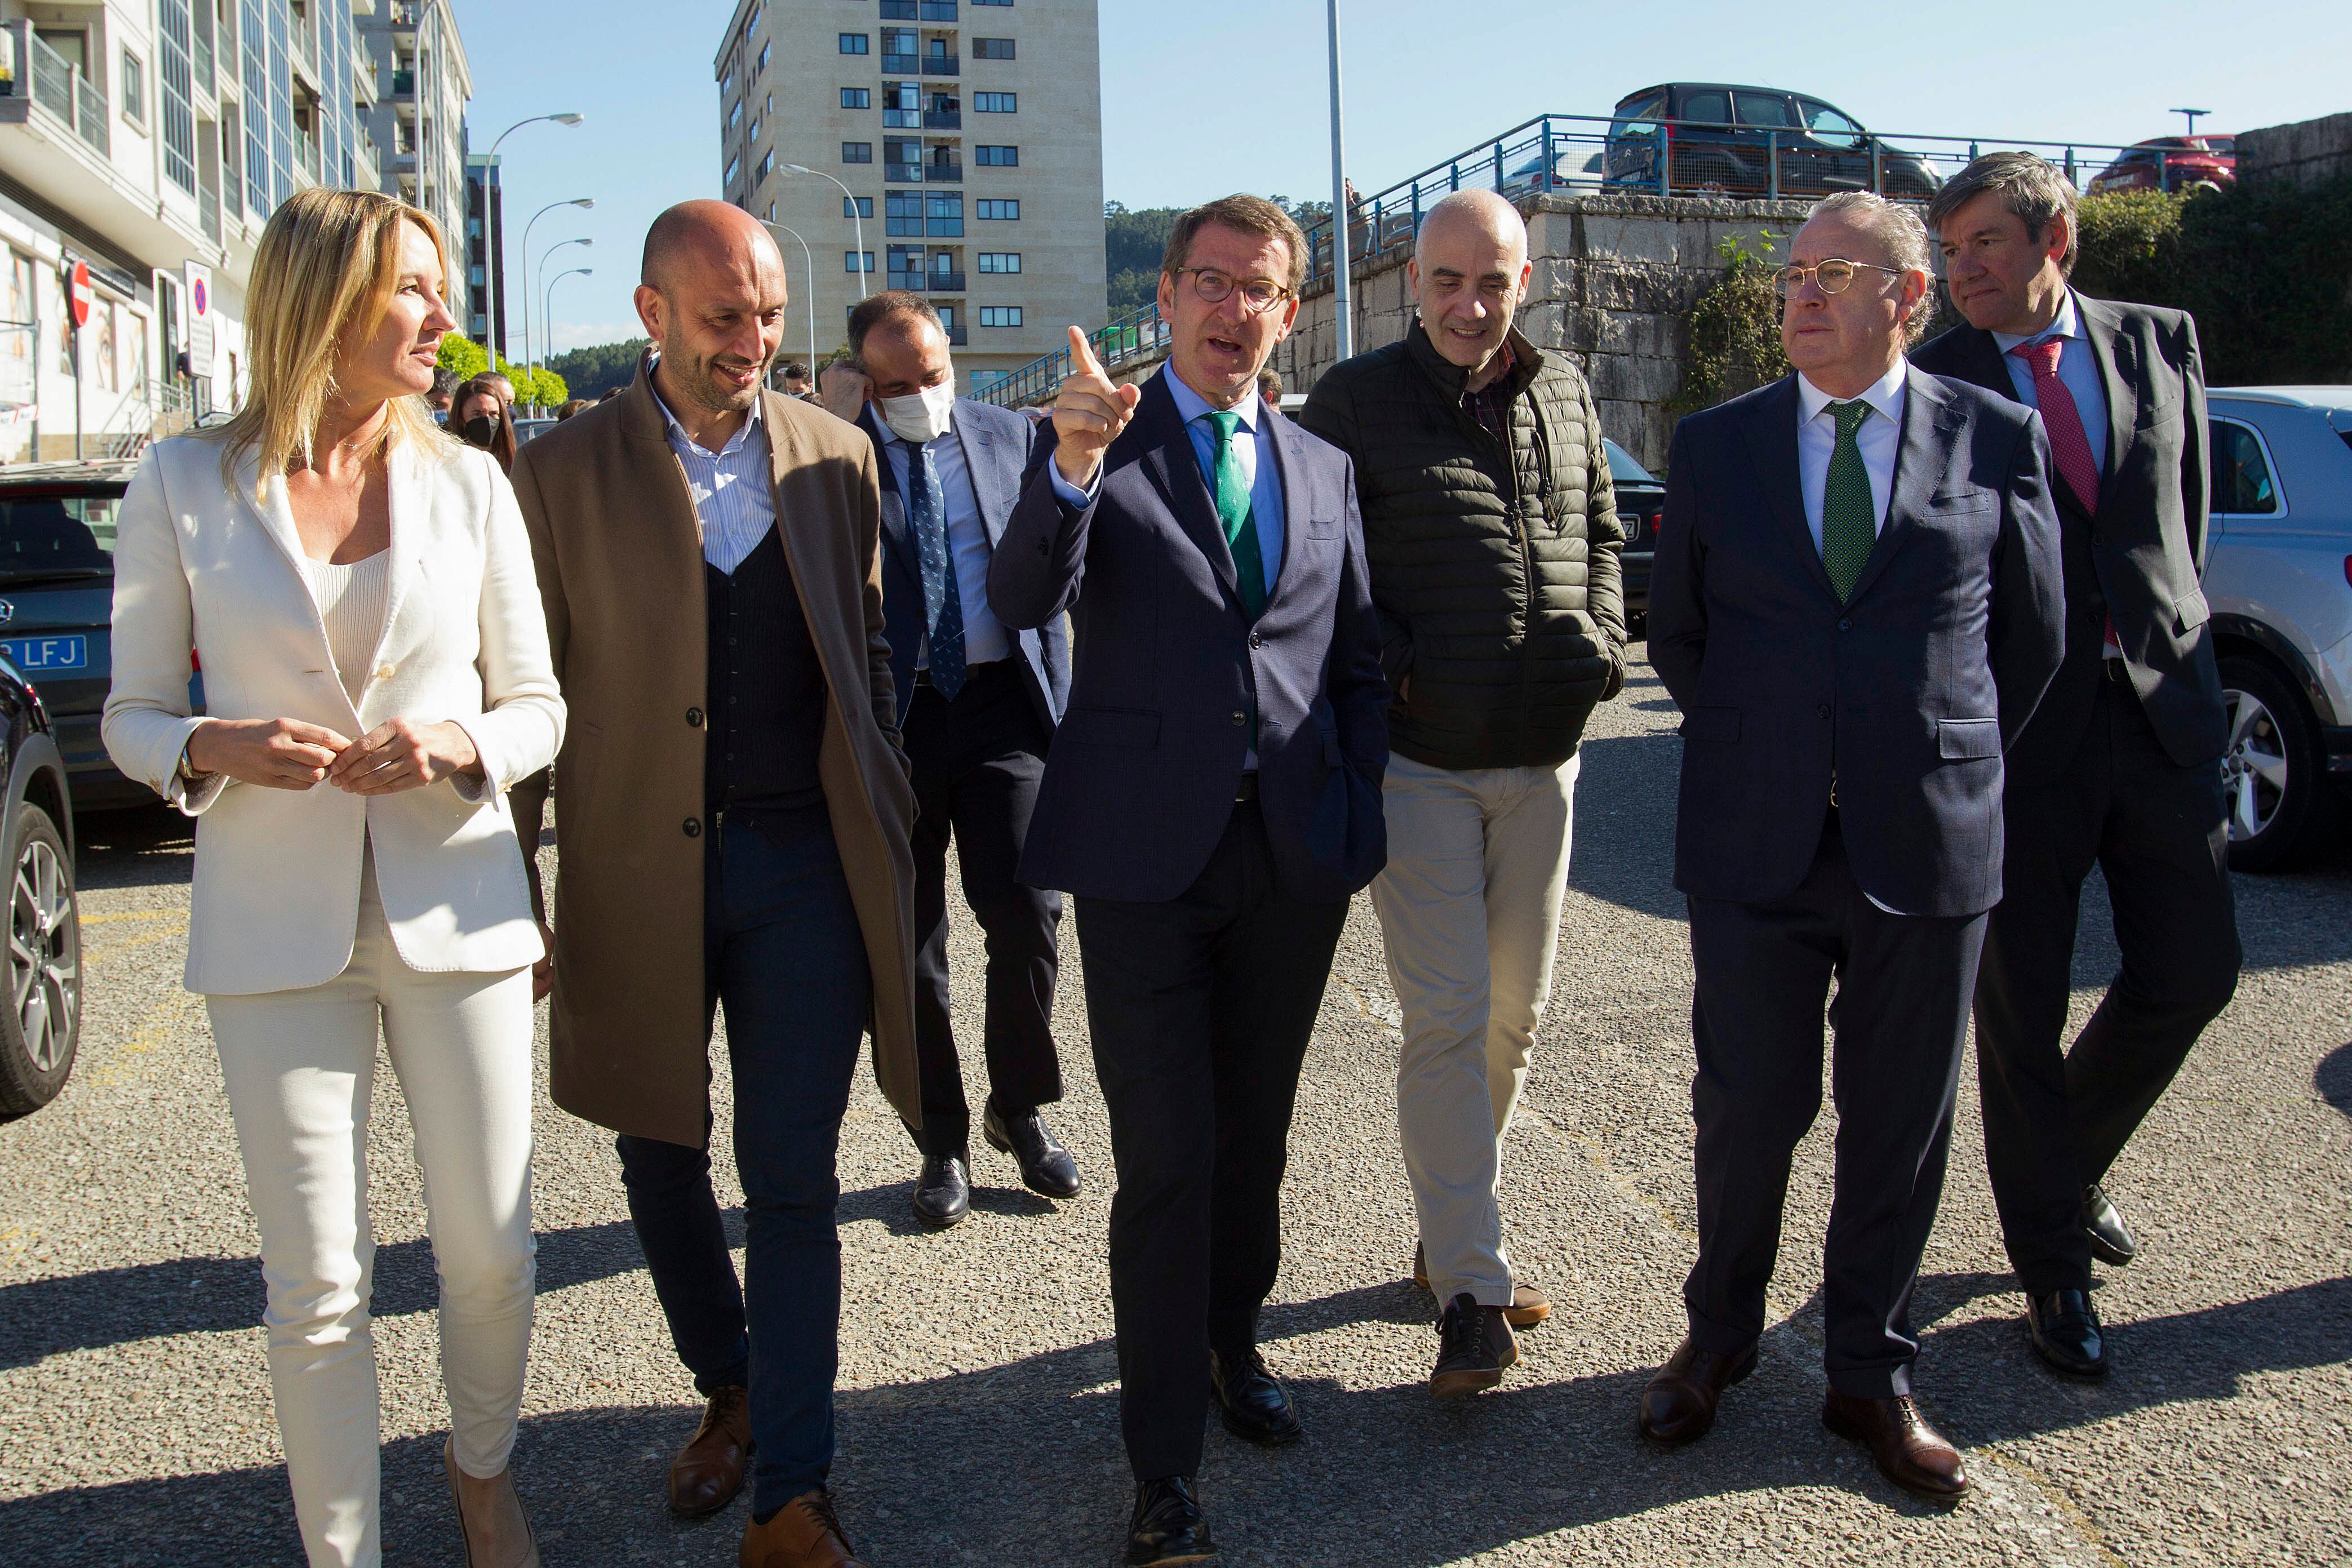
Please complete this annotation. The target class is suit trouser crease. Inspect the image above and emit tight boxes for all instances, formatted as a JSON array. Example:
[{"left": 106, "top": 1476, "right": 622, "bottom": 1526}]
[
  {"left": 1077, "top": 801, "right": 1349, "bottom": 1481},
  {"left": 613, "top": 821, "right": 870, "bottom": 1514},
  {"left": 904, "top": 668, "right": 1064, "bottom": 1158},
  {"left": 1682, "top": 814, "right": 1985, "bottom": 1400},
  {"left": 1372, "top": 751, "right": 1579, "bottom": 1306},
  {"left": 1972, "top": 675, "right": 2240, "bottom": 1294},
  {"left": 206, "top": 861, "right": 537, "bottom": 1568}
]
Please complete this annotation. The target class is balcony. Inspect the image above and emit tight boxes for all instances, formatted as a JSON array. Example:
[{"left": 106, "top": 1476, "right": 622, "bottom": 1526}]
[
  {"left": 390, "top": 69, "right": 415, "bottom": 96},
  {"left": 924, "top": 109, "right": 960, "bottom": 130},
  {"left": 945, "top": 325, "right": 968, "bottom": 346},
  {"left": 18, "top": 28, "right": 110, "bottom": 158},
  {"left": 926, "top": 270, "right": 965, "bottom": 292},
  {"left": 880, "top": 52, "right": 920, "bottom": 74},
  {"left": 920, "top": 1, "right": 960, "bottom": 17},
  {"left": 885, "top": 161, "right": 924, "bottom": 184},
  {"left": 880, "top": 0, "right": 917, "bottom": 16},
  {"left": 924, "top": 56, "right": 960, "bottom": 77},
  {"left": 884, "top": 108, "right": 918, "bottom": 128},
  {"left": 924, "top": 161, "right": 962, "bottom": 183},
  {"left": 388, "top": 1, "right": 424, "bottom": 30}
]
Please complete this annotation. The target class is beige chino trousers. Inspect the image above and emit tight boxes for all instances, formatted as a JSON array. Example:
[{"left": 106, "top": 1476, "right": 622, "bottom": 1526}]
[{"left": 1373, "top": 750, "right": 1579, "bottom": 1308}]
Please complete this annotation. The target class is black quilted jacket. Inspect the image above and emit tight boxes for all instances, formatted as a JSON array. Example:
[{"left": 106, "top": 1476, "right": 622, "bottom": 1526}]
[{"left": 1297, "top": 322, "right": 1625, "bottom": 771}]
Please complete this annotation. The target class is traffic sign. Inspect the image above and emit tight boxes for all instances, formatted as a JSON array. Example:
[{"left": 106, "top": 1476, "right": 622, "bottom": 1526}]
[{"left": 66, "top": 261, "right": 91, "bottom": 330}]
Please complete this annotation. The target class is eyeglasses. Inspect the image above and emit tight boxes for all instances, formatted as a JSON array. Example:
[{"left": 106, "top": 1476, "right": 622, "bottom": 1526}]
[
  {"left": 1770, "top": 258, "right": 1907, "bottom": 301},
  {"left": 1174, "top": 266, "right": 1291, "bottom": 314}
]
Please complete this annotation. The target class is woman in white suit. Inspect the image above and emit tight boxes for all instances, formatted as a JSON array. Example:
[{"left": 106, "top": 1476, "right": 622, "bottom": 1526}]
[{"left": 104, "top": 188, "right": 562, "bottom": 1568}]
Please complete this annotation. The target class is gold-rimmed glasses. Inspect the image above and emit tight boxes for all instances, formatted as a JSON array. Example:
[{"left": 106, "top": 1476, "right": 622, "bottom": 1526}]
[
  {"left": 1770, "top": 258, "right": 1906, "bottom": 301},
  {"left": 1173, "top": 266, "right": 1291, "bottom": 314}
]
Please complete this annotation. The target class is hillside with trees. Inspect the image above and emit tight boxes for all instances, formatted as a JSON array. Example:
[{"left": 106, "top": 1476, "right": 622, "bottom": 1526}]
[{"left": 545, "top": 337, "right": 651, "bottom": 401}]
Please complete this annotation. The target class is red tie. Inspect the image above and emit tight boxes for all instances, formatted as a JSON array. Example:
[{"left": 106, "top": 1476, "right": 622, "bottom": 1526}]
[{"left": 2012, "top": 336, "right": 2123, "bottom": 659}]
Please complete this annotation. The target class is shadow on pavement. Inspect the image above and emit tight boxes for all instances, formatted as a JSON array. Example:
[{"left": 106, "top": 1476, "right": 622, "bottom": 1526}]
[
  {"left": 12, "top": 1273, "right": 2346, "bottom": 1567},
  {"left": 72, "top": 803, "right": 194, "bottom": 891},
  {"left": 2313, "top": 1041, "right": 2352, "bottom": 1118}
]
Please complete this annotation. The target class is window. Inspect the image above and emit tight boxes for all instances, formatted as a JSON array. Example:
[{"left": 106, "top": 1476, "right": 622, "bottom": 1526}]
[
  {"left": 839, "top": 32, "right": 869, "bottom": 53},
  {"left": 972, "top": 0, "right": 1013, "bottom": 6},
  {"left": 842, "top": 141, "right": 874, "bottom": 163},
  {"left": 1732, "top": 91, "right": 1796, "bottom": 129},
  {"left": 757, "top": 150, "right": 772, "bottom": 182},
  {"left": 1680, "top": 89, "right": 1730, "bottom": 126},
  {"left": 977, "top": 198, "right": 1020, "bottom": 220},
  {"left": 977, "top": 252, "right": 1020, "bottom": 273},
  {"left": 1798, "top": 100, "right": 1865, "bottom": 152},
  {"left": 841, "top": 87, "right": 871, "bottom": 109},
  {"left": 721, "top": 68, "right": 735, "bottom": 97},
  {"left": 846, "top": 251, "right": 876, "bottom": 273},
  {"left": 121, "top": 49, "right": 147, "bottom": 125},
  {"left": 973, "top": 38, "right": 1016, "bottom": 60},
  {"left": 975, "top": 145, "right": 1018, "bottom": 167},
  {"left": 886, "top": 189, "right": 924, "bottom": 236},
  {"left": 727, "top": 99, "right": 742, "bottom": 130},
  {"left": 725, "top": 152, "right": 741, "bottom": 185},
  {"left": 926, "top": 193, "right": 963, "bottom": 236},
  {"left": 757, "top": 40, "right": 771, "bottom": 72},
  {"left": 2209, "top": 419, "right": 2282, "bottom": 516},
  {"left": 974, "top": 92, "right": 1016, "bottom": 113},
  {"left": 979, "top": 306, "right": 1022, "bottom": 327},
  {"left": 844, "top": 196, "right": 875, "bottom": 219}
]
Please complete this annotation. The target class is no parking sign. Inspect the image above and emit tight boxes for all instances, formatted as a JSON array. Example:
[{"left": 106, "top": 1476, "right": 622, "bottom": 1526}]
[{"left": 184, "top": 261, "right": 215, "bottom": 379}]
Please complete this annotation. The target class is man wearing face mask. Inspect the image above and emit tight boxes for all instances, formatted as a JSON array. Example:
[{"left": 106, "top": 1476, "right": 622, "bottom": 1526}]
[
  {"left": 837, "top": 290, "right": 1076, "bottom": 1228},
  {"left": 1297, "top": 188, "right": 1625, "bottom": 1400}
]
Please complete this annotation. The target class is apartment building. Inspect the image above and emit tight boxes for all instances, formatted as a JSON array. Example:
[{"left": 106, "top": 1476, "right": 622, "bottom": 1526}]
[
  {"left": 464, "top": 150, "right": 502, "bottom": 350},
  {"left": 716, "top": 0, "right": 1104, "bottom": 388},
  {"left": 356, "top": 0, "right": 472, "bottom": 344},
  {"left": 0, "top": 1, "right": 383, "bottom": 460}
]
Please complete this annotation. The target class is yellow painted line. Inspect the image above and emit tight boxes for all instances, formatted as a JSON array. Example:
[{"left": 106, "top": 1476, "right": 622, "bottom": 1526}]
[
  {"left": 1971, "top": 1442, "right": 2129, "bottom": 1565},
  {"left": 79, "top": 910, "right": 182, "bottom": 926},
  {"left": 85, "top": 926, "right": 192, "bottom": 965},
  {"left": 85, "top": 989, "right": 206, "bottom": 1091}
]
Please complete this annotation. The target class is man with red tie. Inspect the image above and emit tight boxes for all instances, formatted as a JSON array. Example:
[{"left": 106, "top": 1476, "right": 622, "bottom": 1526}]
[{"left": 1916, "top": 153, "right": 2239, "bottom": 1383}]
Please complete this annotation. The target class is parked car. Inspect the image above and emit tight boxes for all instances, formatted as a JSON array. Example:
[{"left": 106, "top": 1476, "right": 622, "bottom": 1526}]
[
  {"left": 1502, "top": 147, "right": 1607, "bottom": 200},
  {"left": 0, "top": 655, "right": 82, "bottom": 1120},
  {"left": 2087, "top": 135, "right": 2235, "bottom": 196},
  {"left": 2200, "top": 388, "right": 2352, "bottom": 870},
  {"left": 0, "top": 460, "right": 207, "bottom": 811},
  {"left": 1607, "top": 438, "right": 1665, "bottom": 631},
  {"left": 1603, "top": 83, "right": 1942, "bottom": 200}
]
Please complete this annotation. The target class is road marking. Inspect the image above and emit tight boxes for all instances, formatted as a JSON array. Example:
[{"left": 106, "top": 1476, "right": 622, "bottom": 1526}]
[
  {"left": 1971, "top": 1442, "right": 2131, "bottom": 1565},
  {"left": 80, "top": 910, "right": 181, "bottom": 926},
  {"left": 84, "top": 989, "right": 206, "bottom": 1091}
]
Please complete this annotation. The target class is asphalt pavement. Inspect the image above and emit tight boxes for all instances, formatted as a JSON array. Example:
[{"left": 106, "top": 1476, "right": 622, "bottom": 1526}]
[{"left": 2, "top": 644, "right": 2348, "bottom": 1566}]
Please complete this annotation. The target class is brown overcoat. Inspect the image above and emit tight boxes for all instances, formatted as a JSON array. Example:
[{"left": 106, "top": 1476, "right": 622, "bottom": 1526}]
[{"left": 508, "top": 359, "right": 920, "bottom": 1147}]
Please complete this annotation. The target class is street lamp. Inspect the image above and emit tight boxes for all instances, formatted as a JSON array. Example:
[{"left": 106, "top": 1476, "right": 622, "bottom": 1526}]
[
  {"left": 762, "top": 221, "right": 820, "bottom": 392},
  {"left": 481, "top": 114, "right": 586, "bottom": 363},
  {"left": 780, "top": 164, "right": 868, "bottom": 300},
  {"left": 543, "top": 268, "right": 593, "bottom": 381},
  {"left": 1326, "top": 0, "right": 1353, "bottom": 363},
  {"left": 528, "top": 237, "right": 592, "bottom": 399},
  {"left": 520, "top": 196, "right": 594, "bottom": 388}
]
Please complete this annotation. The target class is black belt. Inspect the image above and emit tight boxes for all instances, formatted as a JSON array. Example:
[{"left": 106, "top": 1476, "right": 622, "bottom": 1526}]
[
  {"left": 1235, "top": 772, "right": 1260, "bottom": 802},
  {"left": 914, "top": 660, "right": 1008, "bottom": 690}
]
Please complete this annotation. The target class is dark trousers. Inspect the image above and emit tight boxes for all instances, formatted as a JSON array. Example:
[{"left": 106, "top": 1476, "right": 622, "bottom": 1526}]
[
  {"left": 614, "top": 819, "right": 871, "bottom": 1513},
  {"left": 904, "top": 663, "right": 1064, "bottom": 1158},
  {"left": 1074, "top": 800, "right": 1350, "bottom": 1480},
  {"left": 1683, "top": 811, "right": 1986, "bottom": 1398},
  {"left": 1973, "top": 670, "right": 2240, "bottom": 1295}
]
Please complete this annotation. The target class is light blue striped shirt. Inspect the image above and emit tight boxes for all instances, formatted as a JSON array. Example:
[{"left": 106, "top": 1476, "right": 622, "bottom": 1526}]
[{"left": 655, "top": 381, "right": 776, "bottom": 575}]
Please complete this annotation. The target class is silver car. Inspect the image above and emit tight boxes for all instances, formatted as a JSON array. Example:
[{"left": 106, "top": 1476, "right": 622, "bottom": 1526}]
[{"left": 2203, "top": 387, "right": 2352, "bottom": 870}]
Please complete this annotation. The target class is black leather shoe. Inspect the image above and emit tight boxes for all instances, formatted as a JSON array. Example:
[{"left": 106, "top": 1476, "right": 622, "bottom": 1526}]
[
  {"left": 911, "top": 1153, "right": 970, "bottom": 1229},
  {"left": 1126, "top": 1475, "right": 1215, "bottom": 1566},
  {"left": 1210, "top": 1347, "right": 1303, "bottom": 1447},
  {"left": 2026, "top": 1288, "right": 2109, "bottom": 1379},
  {"left": 983, "top": 1098, "right": 1081, "bottom": 1200},
  {"left": 2082, "top": 1183, "right": 2137, "bottom": 1267}
]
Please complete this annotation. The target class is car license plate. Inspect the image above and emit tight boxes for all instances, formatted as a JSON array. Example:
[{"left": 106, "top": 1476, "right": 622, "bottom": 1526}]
[{"left": 0, "top": 635, "right": 88, "bottom": 672}]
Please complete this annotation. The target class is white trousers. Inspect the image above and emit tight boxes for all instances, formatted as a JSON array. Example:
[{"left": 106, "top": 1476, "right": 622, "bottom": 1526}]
[
  {"left": 205, "top": 863, "right": 536, "bottom": 1568},
  {"left": 1373, "top": 750, "right": 1578, "bottom": 1307}
]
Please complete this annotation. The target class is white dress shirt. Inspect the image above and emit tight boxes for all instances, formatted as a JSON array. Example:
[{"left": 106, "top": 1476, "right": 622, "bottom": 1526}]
[
  {"left": 883, "top": 424, "right": 1011, "bottom": 668},
  {"left": 1796, "top": 358, "right": 1908, "bottom": 556},
  {"left": 1050, "top": 364, "right": 1286, "bottom": 598},
  {"left": 1991, "top": 288, "right": 2109, "bottom": 479},
  {"left": 655, "top": 379, "right": 776, "bottom": 574}
]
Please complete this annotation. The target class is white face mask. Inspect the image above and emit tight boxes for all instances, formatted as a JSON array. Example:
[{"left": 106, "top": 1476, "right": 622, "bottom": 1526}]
[{"left": 878, "top": 376, "right": 956, "bottom": 445}]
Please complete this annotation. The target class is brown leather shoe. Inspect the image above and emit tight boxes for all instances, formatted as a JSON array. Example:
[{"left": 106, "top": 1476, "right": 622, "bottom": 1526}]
[
  {"left": 1636, "top": 1336, "right": 1756, "bottom": 1447},
  {"left": 1822, "top": 1389, "right": 1973, "bottom": 1503},
  {"left": 670, "top": 1386, "right": 752, "bottom": 1517},
  {"left": 740, "top": 1489, "right": 864, "bottom": 1567},
  {"left": 1412, "top": 1243, "right": 1550, "bottom": 1327}
]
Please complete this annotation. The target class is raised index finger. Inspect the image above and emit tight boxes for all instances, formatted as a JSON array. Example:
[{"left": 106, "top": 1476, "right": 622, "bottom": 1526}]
[{"left": 1067, "top": 325, "right": 1105, "bottom": 378}]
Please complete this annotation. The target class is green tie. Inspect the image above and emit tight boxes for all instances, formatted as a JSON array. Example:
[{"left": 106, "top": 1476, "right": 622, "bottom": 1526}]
[
  {"left": 1205, "top": 410, "right": 1270, "bottom": 619},
  {"left": 1820, "top": 399, "right": 1876, "bottom": 602}
]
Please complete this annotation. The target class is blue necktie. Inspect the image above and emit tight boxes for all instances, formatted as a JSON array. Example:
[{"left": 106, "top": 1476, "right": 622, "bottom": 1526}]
[{"left": 908, "top": 441, "right": 966, "bottom": 699}]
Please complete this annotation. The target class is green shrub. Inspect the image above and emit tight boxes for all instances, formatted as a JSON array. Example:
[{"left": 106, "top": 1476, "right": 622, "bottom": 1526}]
[{"left": 1671, "top": 230, "right": 1789, "bottom": 414}]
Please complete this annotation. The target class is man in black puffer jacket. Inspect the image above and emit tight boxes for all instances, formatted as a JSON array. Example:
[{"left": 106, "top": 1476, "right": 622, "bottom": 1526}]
[{"left": 1298, "top": 188, "right": 1625, "bottom": 1402}]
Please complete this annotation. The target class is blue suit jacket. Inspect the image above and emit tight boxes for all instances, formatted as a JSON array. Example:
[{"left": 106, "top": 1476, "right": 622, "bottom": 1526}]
[
  {"left": 1649, "top": 369, "right": 2066, "bottom": 918},
  {"left": 987, "top": 372, "right": 1389, "bottom": 904},
  {"left": 861, "top": 397, "right": 1070, "bottom": 735}
]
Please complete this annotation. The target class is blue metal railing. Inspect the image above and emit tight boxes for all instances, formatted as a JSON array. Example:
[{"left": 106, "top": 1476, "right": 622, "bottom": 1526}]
[{"left": 976, "top": 110, "right": 2211, "bottom": 407}]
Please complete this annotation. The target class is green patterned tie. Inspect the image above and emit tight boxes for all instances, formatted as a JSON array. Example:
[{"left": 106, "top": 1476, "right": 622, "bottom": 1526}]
[
  {"left": 1820, "top": 399, "right": 1876, "bottom": 602},
  {"left": 1205, "top": 410, "right": 1269, "bottom": 619}
]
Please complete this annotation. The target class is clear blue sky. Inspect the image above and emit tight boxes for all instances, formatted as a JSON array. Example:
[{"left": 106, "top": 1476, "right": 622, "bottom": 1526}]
[{"left": 452, "top": 0, "right": 2344, "bottom": 361}]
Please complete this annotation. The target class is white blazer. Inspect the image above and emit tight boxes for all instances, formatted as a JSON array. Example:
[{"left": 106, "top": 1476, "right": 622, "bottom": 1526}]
[{"left": 104, "top": 432, "right": 565, "bottom": 995}]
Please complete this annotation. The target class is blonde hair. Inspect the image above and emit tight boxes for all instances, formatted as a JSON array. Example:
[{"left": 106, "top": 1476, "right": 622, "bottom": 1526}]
[{"left": 202, "top": 186, "right": 454, "bottom": 488}]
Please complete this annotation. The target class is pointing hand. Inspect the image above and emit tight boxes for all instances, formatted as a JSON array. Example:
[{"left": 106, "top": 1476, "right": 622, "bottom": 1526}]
[{"left": 1051, "top": 325, "right": 1141, "bottom": 488}]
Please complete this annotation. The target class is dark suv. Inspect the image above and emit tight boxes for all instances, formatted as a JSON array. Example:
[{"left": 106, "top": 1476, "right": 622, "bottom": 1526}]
[
  {"left": 1604, "top": 83, "right": 1942, "bottom": 199},
  {"left": 0, "top": 459, "right": 203, "bottom": 811}
]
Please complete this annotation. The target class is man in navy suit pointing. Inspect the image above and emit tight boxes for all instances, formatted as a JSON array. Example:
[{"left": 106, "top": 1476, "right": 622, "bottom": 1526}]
[{"left": 988, "top": 194, "right": 1388, "bottom": 1567}]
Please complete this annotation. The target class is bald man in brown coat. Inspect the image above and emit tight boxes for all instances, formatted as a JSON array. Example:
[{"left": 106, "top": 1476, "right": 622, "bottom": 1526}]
[{"left": 511, "top": 202, "right": 913, "bottom": 1568}]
